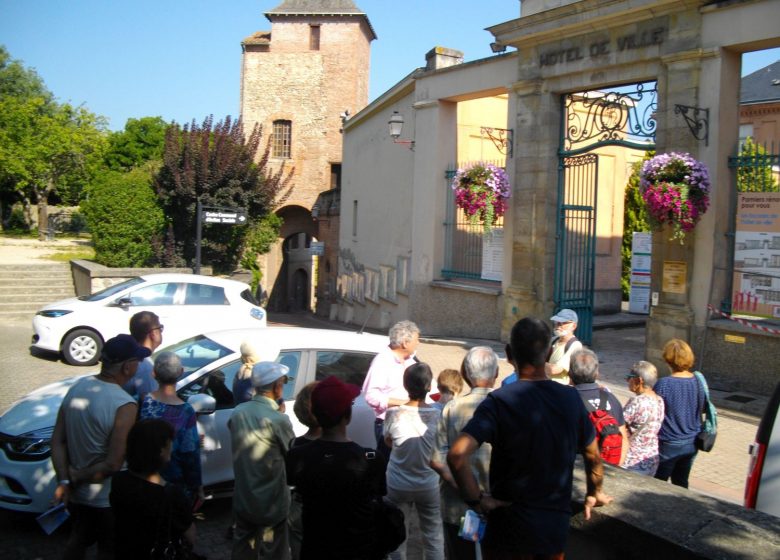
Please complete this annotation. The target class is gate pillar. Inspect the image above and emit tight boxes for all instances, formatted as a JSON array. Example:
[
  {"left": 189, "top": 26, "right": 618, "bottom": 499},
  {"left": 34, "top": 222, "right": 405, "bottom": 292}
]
[{"left": 501, "top": 78, "right": 561, "bottom": 340}]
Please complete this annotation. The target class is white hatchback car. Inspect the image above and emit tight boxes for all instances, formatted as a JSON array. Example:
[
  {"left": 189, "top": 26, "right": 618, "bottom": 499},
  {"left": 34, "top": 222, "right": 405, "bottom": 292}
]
[
  {"left": 32, "top": 273, "right": 267, "bottom": 366},
  {"left": 0, "top": 327, "right": 387, "bottom": 513}
]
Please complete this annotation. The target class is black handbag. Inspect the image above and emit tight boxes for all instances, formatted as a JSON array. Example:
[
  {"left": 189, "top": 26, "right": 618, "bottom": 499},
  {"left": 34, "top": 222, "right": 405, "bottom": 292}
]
[
  {"left": 150, "top": 485, "right": 192, "bottom": 560},
  {"left": 372, "top": 497, "right": 406, "bottom": 555},
  {"left": 694, "top": 371, "right": 718, "bottom": 453}
]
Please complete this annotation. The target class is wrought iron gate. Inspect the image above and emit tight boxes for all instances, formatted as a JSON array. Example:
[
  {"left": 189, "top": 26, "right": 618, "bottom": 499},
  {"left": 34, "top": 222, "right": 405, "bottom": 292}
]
[
  {"left": 555, "top": 154, "right": 598, "bottom": 344},
  {"left": 555, "top": 82, "right": 658, "bottom": 344}
]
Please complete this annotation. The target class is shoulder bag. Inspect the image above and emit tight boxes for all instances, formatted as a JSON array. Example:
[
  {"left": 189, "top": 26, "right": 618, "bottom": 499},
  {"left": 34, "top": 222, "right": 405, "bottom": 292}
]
[{"left": 693, "top": 371, "right": 718, "bottom": 452}]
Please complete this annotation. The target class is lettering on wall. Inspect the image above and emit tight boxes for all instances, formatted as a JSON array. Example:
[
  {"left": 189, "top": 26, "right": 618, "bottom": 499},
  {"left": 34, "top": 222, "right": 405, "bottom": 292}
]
[{"left": 539, "top": 27, "right": 666, "bottom": 68}]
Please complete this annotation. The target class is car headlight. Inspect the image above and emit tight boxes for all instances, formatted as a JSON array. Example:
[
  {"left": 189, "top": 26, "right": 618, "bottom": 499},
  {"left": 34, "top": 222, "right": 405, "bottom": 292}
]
[
  {"left": 1, "top": 427, "right": 55, "bottom": 461},
  {"left": 36, "top": 310, "right": 73, "bottom": 318},
  {"left": 250, "top": 308, "right": 265, "bottom": 320}
]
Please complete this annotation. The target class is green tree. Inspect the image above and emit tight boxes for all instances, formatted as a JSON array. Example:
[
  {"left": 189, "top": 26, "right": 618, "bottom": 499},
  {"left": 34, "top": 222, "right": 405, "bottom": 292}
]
[
  {"left": 104, "top": 116, "right": 168, "bottom": 171},
  {"left": 622, "top": 153, "right": 652, "bottom": 300},
  {"left": 737, "top": 137, "right": 779, "bottom": 192},
  {"left": 155, "top": 115, "right": 293, "bottom": 272},
  {"left": 0, "top": 46, "right": 107, "bottom": 236},
  {"left": 241, "top": 213, "right": 283, "bottom": 293},
  {"left": 81, "top": 168, "right": 165, "bottom": 267}
]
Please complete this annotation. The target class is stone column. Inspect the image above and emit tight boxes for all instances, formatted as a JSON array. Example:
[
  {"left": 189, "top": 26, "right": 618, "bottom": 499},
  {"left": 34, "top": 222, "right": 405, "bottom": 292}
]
[
  {"left": 501, "top": 78, "right": 561, "bottom": 339},
  {"left": 645, "top": 52, "right": 706, "bottom": 366}
]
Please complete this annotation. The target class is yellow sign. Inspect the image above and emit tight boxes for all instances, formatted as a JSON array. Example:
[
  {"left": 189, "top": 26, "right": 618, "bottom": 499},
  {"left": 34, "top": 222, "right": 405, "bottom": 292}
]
[
  {"left": 724, "top": 334, "right": 746, "bottom": 344},
  {"left": 662, "top": 261, "right": 687, "bottom": 294}
]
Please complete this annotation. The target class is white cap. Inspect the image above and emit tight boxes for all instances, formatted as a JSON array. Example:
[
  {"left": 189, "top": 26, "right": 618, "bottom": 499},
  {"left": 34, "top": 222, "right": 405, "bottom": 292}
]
[{"left": 251, "top": 361, "right": 289, "bottom": 388}]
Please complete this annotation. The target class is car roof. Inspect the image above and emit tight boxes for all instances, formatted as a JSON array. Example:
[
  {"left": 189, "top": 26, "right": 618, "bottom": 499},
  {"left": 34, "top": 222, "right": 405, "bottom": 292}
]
[
  {"left": 203, "top": 326, "right": 388, "bottom": 355},
  {"left": 138, "top": 273, "right": 249, "bottom": 290}
]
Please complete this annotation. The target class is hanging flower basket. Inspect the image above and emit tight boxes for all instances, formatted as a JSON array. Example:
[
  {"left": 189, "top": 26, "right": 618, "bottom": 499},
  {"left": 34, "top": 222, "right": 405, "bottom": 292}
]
[
  {"left": 639, "top": 152, "right": 710, "bottom": 243},
  {"left": 451, "top": 162, "right": 511, "bottom": 234}
]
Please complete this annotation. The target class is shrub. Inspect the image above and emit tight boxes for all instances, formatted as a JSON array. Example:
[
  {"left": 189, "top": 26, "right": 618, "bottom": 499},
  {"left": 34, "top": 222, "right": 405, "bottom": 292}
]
[{"left": 81, "top": 168, "right": 165, "bottom": 267}]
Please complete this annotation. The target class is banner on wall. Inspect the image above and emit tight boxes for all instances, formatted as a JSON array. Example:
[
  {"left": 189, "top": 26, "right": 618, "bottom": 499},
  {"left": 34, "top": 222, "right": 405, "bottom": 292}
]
[
  {"left": 481, "top": 228, "right": 504, "bottom": 282},
  {"left": 629, "top": 232, "right": 652, "bottom": 314},
  {"left": 732, "top": 192, "right": 780, "bottom": 319}
]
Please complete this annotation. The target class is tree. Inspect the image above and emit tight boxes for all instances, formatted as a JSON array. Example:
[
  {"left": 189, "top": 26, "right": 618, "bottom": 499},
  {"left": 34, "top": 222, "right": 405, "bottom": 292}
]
[
  {"left": 737, "top": 137, "right": 779, "bottom": 192},
  {"left": 155, "top": 115, "right": 293, "bottom": 272},
  {"left": 621, "top": 153, "right": 652, "bottom": 300},
  {"left": 81, "top": 168, "right": 165, "bottom": 267},
  {"left": 104, "top": 116, "right": 168, "bottom": 171},
  {"left": 0, "top": 46, "right": 107, "bottom": 236}
]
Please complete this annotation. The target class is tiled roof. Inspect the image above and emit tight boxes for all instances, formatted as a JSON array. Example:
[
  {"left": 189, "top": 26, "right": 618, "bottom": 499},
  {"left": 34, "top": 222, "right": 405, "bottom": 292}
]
[
  {"left": 265, "top": 0, "right": 376, "bottom": 40},
  {"left": 242, "top": 31, "right": 271, "bottom": 46},
  {"left": 741, "top": 59, "right": 780, "bottom": 104}
]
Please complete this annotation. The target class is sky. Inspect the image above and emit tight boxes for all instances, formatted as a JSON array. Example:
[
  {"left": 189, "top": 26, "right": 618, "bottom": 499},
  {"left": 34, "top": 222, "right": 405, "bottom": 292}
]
[{"left": 1, "top": 0, "right": 778, "bottom": 132}]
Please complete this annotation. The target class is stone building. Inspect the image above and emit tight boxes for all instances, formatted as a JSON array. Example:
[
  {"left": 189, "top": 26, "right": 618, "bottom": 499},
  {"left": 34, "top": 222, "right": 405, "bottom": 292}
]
[
  {"left": 240, "top": 0, "right": 375, "bottom": 312},
  {"left": 340, "top": 0, "right": 780, "bottom": 395}
]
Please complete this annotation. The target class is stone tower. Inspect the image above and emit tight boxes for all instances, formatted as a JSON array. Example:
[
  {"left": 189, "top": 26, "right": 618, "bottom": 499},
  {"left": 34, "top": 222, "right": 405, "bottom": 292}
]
[{"left": 240, "top": 0, "right": 375, "bottom": 312}]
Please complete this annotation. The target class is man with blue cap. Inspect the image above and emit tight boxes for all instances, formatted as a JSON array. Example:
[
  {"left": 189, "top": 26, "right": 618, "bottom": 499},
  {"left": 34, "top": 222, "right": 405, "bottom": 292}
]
[
  {"left": 547, "top": 308, "right": 583, "bottom": 385},
  {"left": 229, "top": 361, "right": 295, "bottom": 560},
  {"left": 51, "top": 334, "right": 151, "bottom": 559}
]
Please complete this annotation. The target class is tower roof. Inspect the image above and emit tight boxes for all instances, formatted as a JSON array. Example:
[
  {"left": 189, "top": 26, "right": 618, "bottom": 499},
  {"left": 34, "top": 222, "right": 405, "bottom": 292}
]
[
  {"left": 265, "top": 0, "right": 376, "bottom": 40},
  {"left": 740, "top": 59, "right": 780, "bottom": 104}
]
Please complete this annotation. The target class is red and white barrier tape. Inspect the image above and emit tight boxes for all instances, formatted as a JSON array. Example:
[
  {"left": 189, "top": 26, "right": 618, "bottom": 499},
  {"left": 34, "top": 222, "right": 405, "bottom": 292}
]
[{"left": 707, "top": 304, "right": 780, "bottom": 336}]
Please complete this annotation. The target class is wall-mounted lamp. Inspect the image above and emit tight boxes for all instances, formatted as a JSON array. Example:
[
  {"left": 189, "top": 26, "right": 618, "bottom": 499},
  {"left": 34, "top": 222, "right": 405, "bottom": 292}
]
[
  {"left": 490, "top": 42, "right": 507, "bottom": 53},
  {"left": 388, "top": 111, "right": 415, "bottom": 150}
]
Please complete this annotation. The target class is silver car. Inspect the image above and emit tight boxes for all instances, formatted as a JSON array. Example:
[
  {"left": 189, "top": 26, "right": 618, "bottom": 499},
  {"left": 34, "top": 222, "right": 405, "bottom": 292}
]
[{"left": 0, "top": 327, "right": 386, "bottom": 513}]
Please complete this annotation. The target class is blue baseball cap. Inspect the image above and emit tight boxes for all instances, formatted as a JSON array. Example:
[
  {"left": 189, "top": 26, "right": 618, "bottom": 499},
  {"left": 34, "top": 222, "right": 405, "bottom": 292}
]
[
  {"left": 101, "top": 334, "right": 152, "bottom": 364},
  {"left": 550, "top": 309, "right": 578, "bottom": 323}
]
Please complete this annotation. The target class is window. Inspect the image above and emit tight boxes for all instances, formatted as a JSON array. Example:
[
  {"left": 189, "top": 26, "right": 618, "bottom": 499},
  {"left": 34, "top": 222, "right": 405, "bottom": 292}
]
[
  {"left": 272, "top": 120, "right": 292, "bottom": 158},
  {"left": 184, "top": 283, "right": 226, "bottom": 305},
  {"left": 330, "top": 163, "right": 342, "bottom": 190},
  {"left": 129, "top": 282, "right": 178, "bottom": 306},
  {"left": 352, "top": 200, "right": 358, "bottom": 236},
  {"left": 309, "top": 25, "right": 320, "bottom": 50},
  {"left": 315, "top": 351, "right": 375, "bottom": 388}
]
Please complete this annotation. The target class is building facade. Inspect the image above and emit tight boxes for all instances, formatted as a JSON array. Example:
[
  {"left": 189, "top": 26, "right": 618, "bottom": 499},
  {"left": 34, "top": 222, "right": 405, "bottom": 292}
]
[{"left": 240, "top": 0, "right": 375, "bottom": 312}]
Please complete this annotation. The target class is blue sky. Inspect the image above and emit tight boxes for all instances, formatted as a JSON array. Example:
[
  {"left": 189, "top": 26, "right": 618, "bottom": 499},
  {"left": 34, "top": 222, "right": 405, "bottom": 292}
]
[{"left": 1, "top": 0, "right": 778, "bottom": 131}]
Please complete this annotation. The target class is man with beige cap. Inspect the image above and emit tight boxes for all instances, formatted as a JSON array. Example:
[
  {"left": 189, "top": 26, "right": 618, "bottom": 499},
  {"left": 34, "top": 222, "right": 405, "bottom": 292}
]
[{"left": 228, "top": 361, "right": 295, "bottom": 559}]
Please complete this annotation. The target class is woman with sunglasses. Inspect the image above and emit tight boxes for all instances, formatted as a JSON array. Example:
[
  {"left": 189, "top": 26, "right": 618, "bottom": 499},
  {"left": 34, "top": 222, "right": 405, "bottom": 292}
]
[{"left": 622, "top": 361, "right": 665, "bottom": 476}]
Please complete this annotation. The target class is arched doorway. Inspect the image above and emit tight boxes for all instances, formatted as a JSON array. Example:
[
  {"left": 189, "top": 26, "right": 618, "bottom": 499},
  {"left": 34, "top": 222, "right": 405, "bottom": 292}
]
[
  {"left": 291, "top": 268, "right": 309, "bottom": 311},
  {"left": 266, "top": 205, "right": 317, "bottom": 312},
  {"left": 555, "top": 82, "right": 657, "bottom": 343}
]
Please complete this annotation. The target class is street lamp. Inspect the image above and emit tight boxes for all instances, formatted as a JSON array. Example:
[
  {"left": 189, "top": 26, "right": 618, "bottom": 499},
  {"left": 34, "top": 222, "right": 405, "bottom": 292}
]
[{"left": 388, "top": 111, "right": 414, "bottom": 149}]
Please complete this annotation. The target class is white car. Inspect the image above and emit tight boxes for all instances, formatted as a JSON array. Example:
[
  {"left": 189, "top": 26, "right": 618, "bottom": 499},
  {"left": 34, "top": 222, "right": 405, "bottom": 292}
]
[
  {"left": 0, "top": 327, "right": 386, "bottom": 513},
  {"left": 32, "top": 273, "right": 267, "bottom": 366}
]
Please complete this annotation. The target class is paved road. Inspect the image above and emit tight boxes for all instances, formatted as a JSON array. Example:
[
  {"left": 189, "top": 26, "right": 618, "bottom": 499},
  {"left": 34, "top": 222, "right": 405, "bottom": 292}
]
[{"left": 0, "top": 314, "right": 761, "bottom": 559}]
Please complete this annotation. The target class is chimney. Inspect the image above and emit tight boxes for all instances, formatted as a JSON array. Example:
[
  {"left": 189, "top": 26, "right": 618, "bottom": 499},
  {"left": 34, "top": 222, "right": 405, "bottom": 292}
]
[{"left": 425, "top": 47, "right": 464, "bottom": 71}]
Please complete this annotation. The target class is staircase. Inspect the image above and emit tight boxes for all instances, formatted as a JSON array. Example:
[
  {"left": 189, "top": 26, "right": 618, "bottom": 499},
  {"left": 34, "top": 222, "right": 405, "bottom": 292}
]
[{"left": 0, "top": 263, "right": 75, "bottom": 322}]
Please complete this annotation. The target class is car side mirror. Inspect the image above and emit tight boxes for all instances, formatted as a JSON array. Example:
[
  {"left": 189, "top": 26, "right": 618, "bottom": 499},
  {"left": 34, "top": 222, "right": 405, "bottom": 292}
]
[
  {"left": 113, "top": 297, "right": 132, "bottom": 308},
  {"left": 188, "top": 393, "right": 217, "bottom": 415}
]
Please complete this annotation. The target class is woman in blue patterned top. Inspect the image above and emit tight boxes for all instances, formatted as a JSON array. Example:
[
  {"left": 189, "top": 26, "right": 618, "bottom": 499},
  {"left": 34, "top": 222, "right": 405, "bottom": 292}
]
[
  {"left": 653, "top": 339, "right": 705, "bottom": 488},
  {"left": 140, "top": 351, "right": 203, "bottom": 504}
]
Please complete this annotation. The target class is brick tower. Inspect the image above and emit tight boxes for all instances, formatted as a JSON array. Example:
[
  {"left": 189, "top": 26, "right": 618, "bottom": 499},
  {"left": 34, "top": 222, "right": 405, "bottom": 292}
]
[{"left": 240, "top": 0, "right": 375, "bottom": 312}]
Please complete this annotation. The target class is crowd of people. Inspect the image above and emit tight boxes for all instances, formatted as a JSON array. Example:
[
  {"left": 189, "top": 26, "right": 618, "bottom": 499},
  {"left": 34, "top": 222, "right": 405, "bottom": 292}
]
[{"left": 49, "top": 310, "right": 713, "bottom": 560}]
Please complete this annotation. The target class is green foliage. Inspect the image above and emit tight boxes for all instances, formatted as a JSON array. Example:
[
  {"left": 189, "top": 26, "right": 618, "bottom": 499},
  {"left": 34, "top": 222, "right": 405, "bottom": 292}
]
[
  {"left": 0, "top": 46, "right": 107, "bottom": 231},
  {"left": 240, "top": 213, "right": 283, "bottom": 292},
  {"left": 67, "top": 211, "right": 88, "bottom": 233},
  {"left": 104, "top": 116, "right": 168, "bottom": 171},
  {"left": 4, "top": 205, "right": 30, "bottom": 232},
  {"left": 621, "top": 152, "right": 652, "bottom": 300},
  {"left": 81, "top": 168, "right": 165, "bottom": 267},
  {"left": 155, "top": 115, "right": 293, "bottom": 273},
  {"left": 736, "top": 137, "right": 779, "bottom": 192}
]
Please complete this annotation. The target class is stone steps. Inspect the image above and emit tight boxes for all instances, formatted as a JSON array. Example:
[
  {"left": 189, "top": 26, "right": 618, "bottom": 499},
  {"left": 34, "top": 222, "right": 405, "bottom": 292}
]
[{"left": 0, "top": 263, "right": 75, "bottom": 321}]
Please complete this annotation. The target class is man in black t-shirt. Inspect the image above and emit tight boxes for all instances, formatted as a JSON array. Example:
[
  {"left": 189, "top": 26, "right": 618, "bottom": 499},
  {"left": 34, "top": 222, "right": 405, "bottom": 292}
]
[
  {"left": 286, "top": 376, "right": 386, "bottom": 560},
  {"left": 448, "top": 317, "right": 613, "bottom": 559}
]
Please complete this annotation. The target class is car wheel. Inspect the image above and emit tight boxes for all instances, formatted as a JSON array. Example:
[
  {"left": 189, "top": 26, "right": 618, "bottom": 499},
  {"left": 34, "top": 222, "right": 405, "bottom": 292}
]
[{"left": 62, "top": 329, "right": 103, "bottom": 366}]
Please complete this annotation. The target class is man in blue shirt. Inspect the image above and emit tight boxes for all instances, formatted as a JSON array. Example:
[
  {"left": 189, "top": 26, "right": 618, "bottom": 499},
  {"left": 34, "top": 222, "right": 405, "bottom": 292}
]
[{"left": 448, "top": 317, "right": 612, "bottom": 558}]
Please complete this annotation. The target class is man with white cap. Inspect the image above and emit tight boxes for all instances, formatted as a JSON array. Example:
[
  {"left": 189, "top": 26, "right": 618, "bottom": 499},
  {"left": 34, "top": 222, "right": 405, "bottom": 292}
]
[
  {"left": 546, "top": 308, "right": 583, "bottom": 385},
  {"left": 228, "top": 361, "right": 295, "bottom": 560}
]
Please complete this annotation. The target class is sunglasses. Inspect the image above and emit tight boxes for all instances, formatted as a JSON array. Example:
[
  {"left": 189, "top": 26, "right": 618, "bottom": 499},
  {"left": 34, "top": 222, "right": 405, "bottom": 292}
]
[
  {"left": 149, "top": 325, "right": 165, "bottom": 334},
  {"left": 625, "top": 374, "right": 640, "bottom": 381}
]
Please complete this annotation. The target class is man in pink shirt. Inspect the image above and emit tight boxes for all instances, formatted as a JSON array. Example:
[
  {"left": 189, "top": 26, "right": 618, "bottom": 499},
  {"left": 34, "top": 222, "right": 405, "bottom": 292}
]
[{"left": 361, "top": 320, "right": 420, "bottom": 455}]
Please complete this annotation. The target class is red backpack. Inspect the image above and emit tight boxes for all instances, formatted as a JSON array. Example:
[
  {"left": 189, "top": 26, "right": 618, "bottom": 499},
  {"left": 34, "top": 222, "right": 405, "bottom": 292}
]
[{"left": 580, "top": 390, "right": 622, "bottom": 465}]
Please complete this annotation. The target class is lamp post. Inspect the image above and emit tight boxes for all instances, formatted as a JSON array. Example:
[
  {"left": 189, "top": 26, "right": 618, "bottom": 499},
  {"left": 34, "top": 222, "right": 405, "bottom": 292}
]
[{"left": 388, "top": 111, "right": 414, "bottom": 149}]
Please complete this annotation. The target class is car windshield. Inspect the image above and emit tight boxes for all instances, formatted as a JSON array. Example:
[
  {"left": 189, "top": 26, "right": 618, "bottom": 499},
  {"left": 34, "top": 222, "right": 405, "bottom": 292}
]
[
  {"left": 159, "top": 335, "right": 235, "bottom": 378},
  {"left": 78, "top": 277, "right": 145, "bottom": 301}
]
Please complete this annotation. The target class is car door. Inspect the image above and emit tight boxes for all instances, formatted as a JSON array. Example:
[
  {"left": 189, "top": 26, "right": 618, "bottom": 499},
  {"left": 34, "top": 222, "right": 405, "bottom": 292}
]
[
  {"left": 96, "top": 281, "right": 180, "bottom": 341},
  {"left": 178, "top": 350, "right": 307, "bottom": 491}
]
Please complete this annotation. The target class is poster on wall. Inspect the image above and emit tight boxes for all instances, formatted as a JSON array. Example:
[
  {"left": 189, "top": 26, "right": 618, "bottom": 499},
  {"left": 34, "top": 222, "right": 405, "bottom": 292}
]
[
  {"left": 629, "top": 232, "right": 651, "bottom": 314},
  {"left": 732, "top": 192, "right": 780, "bottom": 319},
  {"left": 481, "top": 228, "right": 504, "bottom": 282}
]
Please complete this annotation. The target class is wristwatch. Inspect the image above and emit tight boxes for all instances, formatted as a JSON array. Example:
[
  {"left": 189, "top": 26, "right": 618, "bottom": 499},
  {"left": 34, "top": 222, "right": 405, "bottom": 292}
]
[{"left": 465, "top": 492, "right": 483, "bottom": 508}]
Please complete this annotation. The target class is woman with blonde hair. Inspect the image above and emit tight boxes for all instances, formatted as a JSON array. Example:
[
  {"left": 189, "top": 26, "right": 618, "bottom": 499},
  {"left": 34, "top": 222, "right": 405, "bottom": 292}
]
[
  {"left": 653, "top": 339, "right": 706, "bottom": 488},
  {"left": 232, "top": 341, "right": 261, "bottom": 405}
]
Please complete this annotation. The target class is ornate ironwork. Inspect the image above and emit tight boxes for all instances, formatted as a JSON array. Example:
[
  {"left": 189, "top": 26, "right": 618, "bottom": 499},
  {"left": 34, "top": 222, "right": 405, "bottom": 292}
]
[
  {"left": 480, "top": 127, "right": 514, "bottom": 157},
  {"left": 562, "top": 82, "right": 657, "bottom": 152},
  {"left": 674, "top": 104, "right": 709, "bottom": 146}
]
